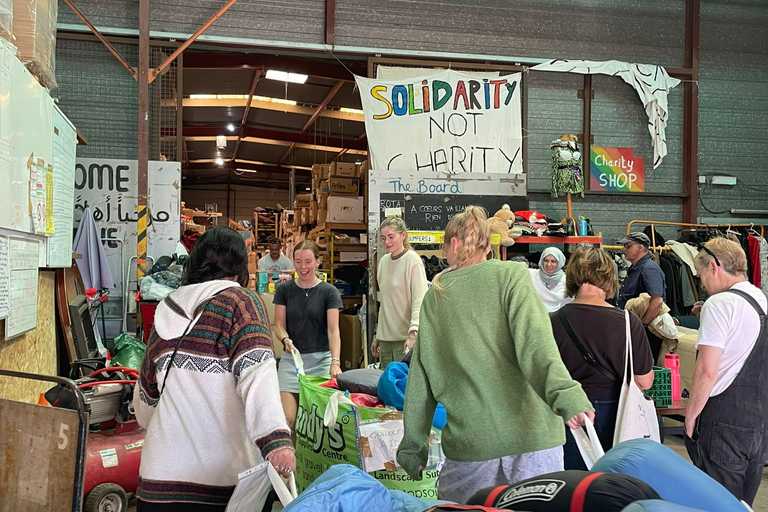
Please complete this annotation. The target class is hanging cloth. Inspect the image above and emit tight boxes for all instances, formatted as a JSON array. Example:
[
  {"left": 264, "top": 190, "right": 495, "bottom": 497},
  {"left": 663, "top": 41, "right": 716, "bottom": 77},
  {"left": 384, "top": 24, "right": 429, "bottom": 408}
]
[
  {"left": 72, "top": 207, "right": 115, "bottom": 291},
  {"left": 747, "top": 235, "right": 761, "bottom": 287},
  {"left": 531, "top": 60, "right": 681, "bottom": 169},
  {"left": 760, "top": 237, "right": 768, "bottom": 295}
]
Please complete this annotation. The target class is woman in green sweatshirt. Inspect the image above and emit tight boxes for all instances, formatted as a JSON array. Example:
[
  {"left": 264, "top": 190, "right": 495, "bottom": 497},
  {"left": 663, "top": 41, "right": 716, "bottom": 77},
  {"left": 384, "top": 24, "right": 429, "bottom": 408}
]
[{"left": 396, "top": 206, "right": 594, "bottom": 504}]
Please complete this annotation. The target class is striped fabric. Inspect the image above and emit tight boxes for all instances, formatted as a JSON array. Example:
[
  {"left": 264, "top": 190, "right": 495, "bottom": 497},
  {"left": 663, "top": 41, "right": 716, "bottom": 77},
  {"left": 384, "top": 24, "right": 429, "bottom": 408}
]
[{"left": 135, "top": 286, "right": 291, "bottom": 506}]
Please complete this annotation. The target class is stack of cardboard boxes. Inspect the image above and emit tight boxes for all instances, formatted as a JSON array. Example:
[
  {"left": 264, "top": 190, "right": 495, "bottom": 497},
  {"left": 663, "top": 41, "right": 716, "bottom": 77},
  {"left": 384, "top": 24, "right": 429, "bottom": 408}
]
[{"left": 291, "top": 161, "right": 367, "bottom": 232}]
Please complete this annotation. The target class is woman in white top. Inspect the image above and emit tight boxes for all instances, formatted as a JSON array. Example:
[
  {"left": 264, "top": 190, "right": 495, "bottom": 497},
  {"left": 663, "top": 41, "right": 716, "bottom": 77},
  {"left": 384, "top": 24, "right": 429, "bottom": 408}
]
[
  {"left": 373, "top": 217, "right": 429, "bottom": 368},
  {"left": 529, "top": 247, "right": 572, "bottom": 312}
]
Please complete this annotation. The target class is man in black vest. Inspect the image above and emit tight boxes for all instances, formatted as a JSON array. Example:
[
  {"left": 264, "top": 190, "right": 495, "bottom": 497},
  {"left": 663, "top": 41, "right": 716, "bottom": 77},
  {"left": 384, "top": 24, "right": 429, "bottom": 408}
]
[{"left": 685, "top": 237, "right": 768, "bottom": 505}]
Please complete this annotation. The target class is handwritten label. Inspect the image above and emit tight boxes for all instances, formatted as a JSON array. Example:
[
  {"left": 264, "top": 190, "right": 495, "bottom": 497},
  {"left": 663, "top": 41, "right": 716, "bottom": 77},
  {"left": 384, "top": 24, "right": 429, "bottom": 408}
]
[{"left": 590, "top": 147, "right": 645, "bottom": 192}]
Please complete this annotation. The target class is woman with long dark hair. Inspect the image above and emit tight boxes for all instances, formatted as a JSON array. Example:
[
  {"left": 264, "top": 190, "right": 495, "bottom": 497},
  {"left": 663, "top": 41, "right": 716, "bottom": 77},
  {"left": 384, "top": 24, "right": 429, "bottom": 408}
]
[{"left": 133, "top": 228, "right": 294, "bottom": 511}]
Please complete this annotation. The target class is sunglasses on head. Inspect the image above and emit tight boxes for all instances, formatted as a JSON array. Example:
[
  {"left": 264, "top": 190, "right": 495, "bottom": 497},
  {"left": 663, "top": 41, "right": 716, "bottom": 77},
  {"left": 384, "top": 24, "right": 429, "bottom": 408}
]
[{"left": 698, "top": 245, "right": 721, "bottom": 267}]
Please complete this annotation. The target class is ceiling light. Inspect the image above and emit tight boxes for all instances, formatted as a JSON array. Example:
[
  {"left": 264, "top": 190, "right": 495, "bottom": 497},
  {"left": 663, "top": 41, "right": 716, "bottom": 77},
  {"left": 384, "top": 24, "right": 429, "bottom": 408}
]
[
  {"left": 235, "top": 168, "right": 258, "bottom": 174},
  {"left": 216, "top": 135, "right": 227, "bottom": 149},
  {"left": 253, "top": 95, "right": 297, "bottom": 106},
  {"left": 226, "top": 123, "right": 236, "bottom": 132},
  {"left": 266, "top": 69, "right": 308, "bottom": 84},
  {"left": 214, "top": 157, "right": 224, "bottom": 166},
  {"left": 305, "top": 186, "right": 311, "bottom": 191},
  {"left": 340, "top": 107, "right": 364, "bottom": 115}
]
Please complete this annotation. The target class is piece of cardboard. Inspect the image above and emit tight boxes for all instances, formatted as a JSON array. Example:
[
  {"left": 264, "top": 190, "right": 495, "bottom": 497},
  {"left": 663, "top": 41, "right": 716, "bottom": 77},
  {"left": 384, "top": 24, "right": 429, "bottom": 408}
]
[
  {"left": 339, "top": 312, "right": 363, "bottom": 370},
  {"left": 330, "top": 161, "right": 358, "bottom": 178},
  {"left": 320, "top": 177, "right": 359, "bottom": 196},
  {"left": 327, "top": 196, "right": 364, "bottom": 224}
]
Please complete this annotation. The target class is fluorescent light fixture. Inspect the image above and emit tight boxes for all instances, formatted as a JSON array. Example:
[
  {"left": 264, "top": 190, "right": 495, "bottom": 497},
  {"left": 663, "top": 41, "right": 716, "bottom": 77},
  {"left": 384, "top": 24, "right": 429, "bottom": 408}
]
[
  {"left": 305, "top": 186, "right": 311, "bottom": 191},
  {"left": 236, "top": 168, "right": 258, "bottom": 174},
  {"left": 340, "top": 107, "right": 364, "bottom": 115},
  {"left": 266, "top": 69, "right": 308, "bottom": 84},
  {"left": 226, "top": 123, "right": 236, "bottom": 132},
  {"left": 214, "top": 157, "right": 224, "bottom": 166},
  {"left": 253, "top": 95, "right": 297, "bottom": 106}
]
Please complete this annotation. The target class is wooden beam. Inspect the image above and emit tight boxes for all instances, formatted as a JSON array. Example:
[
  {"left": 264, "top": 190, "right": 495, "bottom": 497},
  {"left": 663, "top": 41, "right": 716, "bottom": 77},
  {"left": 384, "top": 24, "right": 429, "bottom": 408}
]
[
  {"left": 137, "top": 0, "right": 150, "bottom": 278},
  {"left": 61, "top": 0, "right": 136, "bottom": 78},
  {"left": 231, "top": 69, "right": 263, "bottom": 163},
  {"left": 183, "top": 136, "right": 367, "bottom": 154},
  {"left": 682, "top": 0, "right": 700, "bottom": 223},
  {"left": 177, "top": 126, "right": 368, "bottom": 151},
  {"left": 188, "top": 158, "right": 312, "bottom": 171},
  {"left": 167, "top": 97, "right": 364, "bottom": 122},
  {"left": 280, "top": 80, "right": 345, "bottom": 163},
  {"left": 149, "top": 0, "right": 238, "bottom": 83},
  {"left": 325, "top": 0, "right": 336, "bottom": 45},
  {"left": 182, "top": 52, "right": 365, "bottom": 80}
]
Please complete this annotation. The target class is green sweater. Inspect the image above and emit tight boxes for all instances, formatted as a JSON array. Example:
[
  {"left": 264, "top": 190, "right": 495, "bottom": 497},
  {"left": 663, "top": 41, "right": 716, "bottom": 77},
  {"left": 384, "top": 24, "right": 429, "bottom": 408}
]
[{"left": 397, "top": 260, "right": 593, "bottom": 478}]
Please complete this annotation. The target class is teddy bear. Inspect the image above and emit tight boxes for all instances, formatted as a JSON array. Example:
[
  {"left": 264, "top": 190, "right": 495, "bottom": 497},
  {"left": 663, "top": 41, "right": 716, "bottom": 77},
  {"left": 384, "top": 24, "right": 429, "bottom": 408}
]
[{"left": 489, "top": 204, "right": 518, "bottom": 247}]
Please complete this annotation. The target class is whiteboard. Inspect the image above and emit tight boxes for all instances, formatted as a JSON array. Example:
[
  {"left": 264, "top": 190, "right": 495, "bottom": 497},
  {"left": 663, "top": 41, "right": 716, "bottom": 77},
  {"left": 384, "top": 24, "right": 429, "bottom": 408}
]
[
  {"left": 5, "top": 236, "right": 40, "bottom": 338},
  {"left": 0, "top": 38, "right": 54, "bottom": 235},
  {"left": 47, "top": 107, "right": 78, "bottom": 267}
]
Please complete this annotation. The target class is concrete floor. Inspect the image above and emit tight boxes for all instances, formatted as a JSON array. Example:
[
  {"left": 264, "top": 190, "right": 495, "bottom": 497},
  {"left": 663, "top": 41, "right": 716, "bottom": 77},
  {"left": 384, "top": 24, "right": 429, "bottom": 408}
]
[{"left": 127, "top": 436, "right": 768, "bottom": 511}]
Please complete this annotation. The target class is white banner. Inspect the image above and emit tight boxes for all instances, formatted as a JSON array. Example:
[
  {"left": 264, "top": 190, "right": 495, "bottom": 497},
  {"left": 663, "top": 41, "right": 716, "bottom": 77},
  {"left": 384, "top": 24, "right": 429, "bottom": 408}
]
[
  {"left": 356, "top": 70, "right": 523, "bottom": 174},
  {"left": 73, "top": 158, "right": 181, "bottom": 304}
]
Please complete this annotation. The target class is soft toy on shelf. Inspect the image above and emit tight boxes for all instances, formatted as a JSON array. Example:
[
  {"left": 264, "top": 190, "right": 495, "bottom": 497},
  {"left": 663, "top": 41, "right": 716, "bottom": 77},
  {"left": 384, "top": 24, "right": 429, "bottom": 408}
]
[
  {"left": 551, "top": 134, "right": 584, "bottom": 198},
  {"left": 489, "top": 204, "right": 518, "bottom": 246}
]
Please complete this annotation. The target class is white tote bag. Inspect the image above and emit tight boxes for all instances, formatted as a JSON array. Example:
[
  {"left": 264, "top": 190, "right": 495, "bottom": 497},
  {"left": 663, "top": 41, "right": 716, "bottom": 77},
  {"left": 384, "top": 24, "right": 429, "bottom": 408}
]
[
  {"left": 570, "top": 414, "right": 605, "bottom": 470},
  {"left": 613, "top": 310, "right": 661, "bottom": 445},
  {"left": 226, "top": 461, "right": 298, "bottom": 512}
]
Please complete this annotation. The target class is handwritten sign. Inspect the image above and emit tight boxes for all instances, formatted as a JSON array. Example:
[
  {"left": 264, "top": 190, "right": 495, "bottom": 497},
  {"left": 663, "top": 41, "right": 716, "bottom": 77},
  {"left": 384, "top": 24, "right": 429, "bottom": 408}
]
[
  {"left": 356, "top": 70, "right": 523, "bottom": 174},
  {"left": 590, "top": 146, "right": 645, "bottom": 192},
  {"left": 74, "top": 158, "right": 181, "bottom": 304}
]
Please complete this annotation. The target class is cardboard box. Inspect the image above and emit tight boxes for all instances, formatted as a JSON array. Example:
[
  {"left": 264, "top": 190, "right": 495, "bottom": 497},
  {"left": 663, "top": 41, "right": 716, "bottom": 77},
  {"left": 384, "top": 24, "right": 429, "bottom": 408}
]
[
  {"left": 317, "top": 191, "right": 329, "bottom": 211},
  {"left": 248, "top": 251, "right": 258, "bottom": 274},
  {"left": 294, "top": 193, "right": 313, "bottom": 208},
  {"left": 339, "top": 313, "right": 363, "bottom": 370},
  {"left": 317, "top": 208, "right": 328, "bottom": 226},
  {"left": 327, "top": 196, "right": 364, "bottom": 224},
  {"left": 339, "top": 252, "right": 367, "bottom": 262},
  {"left": 320, "top": 176, "right": 359, "bottom": 196},
  {"left": 330, "top": 161, "right": 358, "bottom": 178},
  {"left": 312, "top": 164, "right": 330, "bottom": 180}
]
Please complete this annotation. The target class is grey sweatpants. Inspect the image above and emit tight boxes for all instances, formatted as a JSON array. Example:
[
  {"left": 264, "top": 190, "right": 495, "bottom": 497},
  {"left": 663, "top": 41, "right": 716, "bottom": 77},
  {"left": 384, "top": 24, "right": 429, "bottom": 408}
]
[{"left": 437, "top": 446, "right": 564, "bottom": 504}]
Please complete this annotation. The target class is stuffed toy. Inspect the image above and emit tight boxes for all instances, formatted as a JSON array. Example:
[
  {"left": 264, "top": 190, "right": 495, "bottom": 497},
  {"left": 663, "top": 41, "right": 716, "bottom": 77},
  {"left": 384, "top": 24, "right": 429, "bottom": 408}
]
[
  {"left": 489, "top": 204, "right": 518, "bottom": 246},
  {"left": 551, "top": 134, "right": 584, "bottom": 198}
]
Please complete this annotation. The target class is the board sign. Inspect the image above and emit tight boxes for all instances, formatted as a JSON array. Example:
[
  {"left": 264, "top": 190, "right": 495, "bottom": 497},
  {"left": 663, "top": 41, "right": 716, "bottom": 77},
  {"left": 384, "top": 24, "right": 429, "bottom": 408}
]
[
  {"left": 356, "top": 70, "right": 523, "bottom": 174},
  {"left": 369, "top": 169, "right": 527, "bottom": 238},
  {"left": 590, "top": 146, "right": 644, "bottom": 192},
  {"left": 379, "top": 193, "right": 528, "bottom": 232}
]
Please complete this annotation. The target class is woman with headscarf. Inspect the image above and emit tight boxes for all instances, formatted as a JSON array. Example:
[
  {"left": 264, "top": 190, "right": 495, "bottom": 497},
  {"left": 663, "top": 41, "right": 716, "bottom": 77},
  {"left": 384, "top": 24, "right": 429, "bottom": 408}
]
[{"left": 529, "top": 247, "right": 571, "bottom": 312}]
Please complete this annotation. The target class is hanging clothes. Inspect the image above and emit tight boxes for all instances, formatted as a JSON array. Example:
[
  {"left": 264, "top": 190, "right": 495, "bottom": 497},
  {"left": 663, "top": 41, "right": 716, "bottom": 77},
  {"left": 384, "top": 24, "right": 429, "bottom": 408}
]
[
  {"left": 666, "top": 240, "right": 699, "bottom": 276},
  {"left": 747, "top": 235, "right": 761, "bottom": 287},
  {"left": 760, "top": 237, "right": 768, "bottom": 295}
]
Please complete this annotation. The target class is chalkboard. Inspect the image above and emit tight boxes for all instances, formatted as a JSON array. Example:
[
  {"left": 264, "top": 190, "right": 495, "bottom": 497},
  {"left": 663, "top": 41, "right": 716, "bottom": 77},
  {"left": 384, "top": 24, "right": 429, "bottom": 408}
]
[{"left": 379, "top": 193, "right": 528, "bottom": 231}]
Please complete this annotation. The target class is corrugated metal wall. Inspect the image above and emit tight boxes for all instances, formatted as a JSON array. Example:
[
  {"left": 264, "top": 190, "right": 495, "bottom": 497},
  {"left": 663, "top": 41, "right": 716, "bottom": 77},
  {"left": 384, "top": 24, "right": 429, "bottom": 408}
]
[
  {"left": 56, "top": 38, "right": 138, "bottom": 159},
  {"left": 698, "top": 1, "right": 768, "bottom": 220},
  {"left": 57, "top": 0, "right": 324, "bottom": 44},
  {"left": 55, "top": 1, "right": 768, "bottom": 238}
]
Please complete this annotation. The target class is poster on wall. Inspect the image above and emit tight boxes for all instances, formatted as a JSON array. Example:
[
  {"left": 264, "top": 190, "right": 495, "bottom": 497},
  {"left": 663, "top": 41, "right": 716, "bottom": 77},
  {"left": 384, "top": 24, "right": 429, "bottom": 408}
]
[
  {"left": 356, "top": 70, "right": 523, "bottom": 174},
  {"left": 590, "top": 146, "right": 644, "bottom": 193},
  {"left": 73, "top": 159, "right": 181, "bottom": 322}
]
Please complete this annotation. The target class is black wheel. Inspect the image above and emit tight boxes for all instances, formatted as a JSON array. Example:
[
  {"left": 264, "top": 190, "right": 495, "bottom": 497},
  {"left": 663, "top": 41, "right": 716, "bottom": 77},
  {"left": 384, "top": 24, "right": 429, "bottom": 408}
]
[{"left": 84, "top": 483, "right": 127, "bottom": 512}]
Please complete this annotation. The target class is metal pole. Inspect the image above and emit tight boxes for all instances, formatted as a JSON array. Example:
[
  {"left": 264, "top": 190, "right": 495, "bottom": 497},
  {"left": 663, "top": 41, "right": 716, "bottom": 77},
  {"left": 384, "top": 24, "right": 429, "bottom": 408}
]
[
  {"left": 289, "top": 169, "right": 296, "bottom": 207},
  {"left": 137, "top": 0, "right": 150, "bottom": 279},
  {"left": 176, "top": 53, "right": 184, "bottom": 163}
]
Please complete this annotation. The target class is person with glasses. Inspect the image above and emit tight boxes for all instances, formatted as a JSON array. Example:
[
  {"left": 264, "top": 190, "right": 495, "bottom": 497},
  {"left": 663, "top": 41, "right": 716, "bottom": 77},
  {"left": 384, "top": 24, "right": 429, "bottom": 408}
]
[
  {"left": 684, "top": 237, "right": 768, "bottom": 505},
  {"left": 616, "top": 232, "right": 667, "bottom": 360}
]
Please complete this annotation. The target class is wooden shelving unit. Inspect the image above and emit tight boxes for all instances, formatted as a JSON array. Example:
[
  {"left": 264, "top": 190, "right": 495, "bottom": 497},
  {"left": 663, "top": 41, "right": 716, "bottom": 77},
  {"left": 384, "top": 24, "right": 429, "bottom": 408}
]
[{"left": 253, "top": 210, "right": 279, "bottom": 252}]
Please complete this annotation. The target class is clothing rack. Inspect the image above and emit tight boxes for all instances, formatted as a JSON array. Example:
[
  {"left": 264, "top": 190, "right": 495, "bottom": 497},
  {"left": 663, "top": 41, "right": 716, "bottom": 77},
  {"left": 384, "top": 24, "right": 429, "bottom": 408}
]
[{"left": 626, "top": 219, "right": 765, "bottom": 252}]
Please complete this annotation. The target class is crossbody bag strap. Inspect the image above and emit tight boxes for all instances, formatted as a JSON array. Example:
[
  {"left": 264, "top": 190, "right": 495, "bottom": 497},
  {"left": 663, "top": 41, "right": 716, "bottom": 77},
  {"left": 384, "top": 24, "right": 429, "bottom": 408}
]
[
  {"left": 158, "top": 295, "right": 217, "bottom": 398},
  {"left": 557, "top": 312, "right": 616, "bottom": 381}
]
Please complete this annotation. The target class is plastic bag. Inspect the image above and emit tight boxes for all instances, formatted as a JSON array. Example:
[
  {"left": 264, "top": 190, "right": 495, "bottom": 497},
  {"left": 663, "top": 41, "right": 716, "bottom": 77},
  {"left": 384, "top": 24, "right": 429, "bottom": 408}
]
[
  {"left": 377, "top": 362, "right": 447, "bottom": 429},
  {"left": 570, "top": 415, "right": 605, "bottom": 470},
  {"left": 226, "top": 461, "right": 297, "bottom": 512},
  {"left": 139, "top": 275, "right": 176, "bottom": 301},
  {"left": 112, "top": 333, "right": 146, "bottom": 370}
]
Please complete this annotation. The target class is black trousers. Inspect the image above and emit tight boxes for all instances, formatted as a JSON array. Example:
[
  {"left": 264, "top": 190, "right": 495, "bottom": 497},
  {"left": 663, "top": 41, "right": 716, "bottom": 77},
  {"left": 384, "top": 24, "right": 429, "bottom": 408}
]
[
  {"left": 137, "top": 491, "right": 277, "bottom": 512},
  {"left": 685, "top": 419, "right": 768, "bottom": 505}
]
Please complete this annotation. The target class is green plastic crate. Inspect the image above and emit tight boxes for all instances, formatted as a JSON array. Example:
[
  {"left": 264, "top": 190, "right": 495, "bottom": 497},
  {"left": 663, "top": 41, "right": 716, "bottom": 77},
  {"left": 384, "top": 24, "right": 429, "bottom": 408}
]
[{"left": 645, "top": 366, "right": 672, "bottom": 407}]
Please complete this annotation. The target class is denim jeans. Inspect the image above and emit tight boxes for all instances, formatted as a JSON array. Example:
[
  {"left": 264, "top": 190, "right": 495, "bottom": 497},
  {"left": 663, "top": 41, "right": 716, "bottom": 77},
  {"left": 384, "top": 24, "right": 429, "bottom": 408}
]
[{"left": 563, "top": 399, "right": 618, "bottom": 470}]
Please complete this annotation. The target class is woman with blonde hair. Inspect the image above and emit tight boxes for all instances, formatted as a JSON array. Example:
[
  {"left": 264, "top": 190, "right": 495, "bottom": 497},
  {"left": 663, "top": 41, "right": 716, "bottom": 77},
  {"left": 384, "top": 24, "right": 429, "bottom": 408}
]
[
  {"left": 373, "top": 216, "right": 429, "bottom": 367},
  {"left": 274, "top": 240, "right": 343, "bottom": 428},
  {"left": 397, "top": 206, "right": 594, "bottom": 503},
  {"left": 550, "top": 247, "right": 654, "bottom": 470}
]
